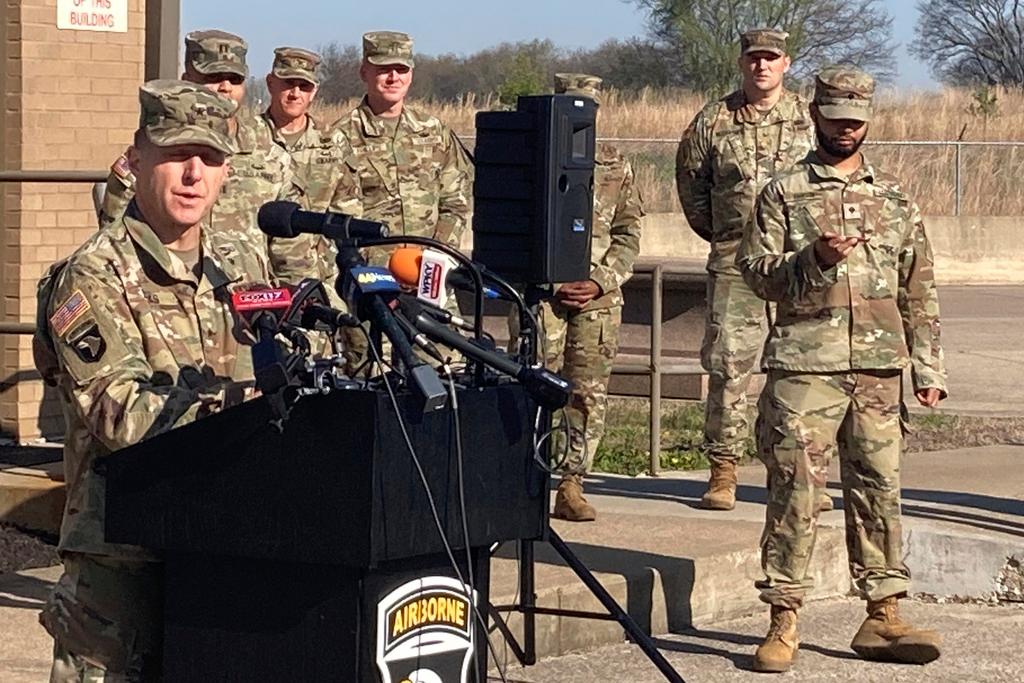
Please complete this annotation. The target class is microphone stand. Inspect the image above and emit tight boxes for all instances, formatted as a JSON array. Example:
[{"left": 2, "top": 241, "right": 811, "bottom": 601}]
[{"left": 337, "top": 238, "right": 685, "bottom": 681}]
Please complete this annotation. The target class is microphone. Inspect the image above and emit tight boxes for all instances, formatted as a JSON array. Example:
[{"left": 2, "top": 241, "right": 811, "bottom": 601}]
[
  {"left": 388, "top": 246, "right": 504, "bottom": 311},
  {"left": 274, "top": 278, "right": 355, "bottom": 333},
  {"left": 230, "top": 286, "right": 295, "bottom": 394},
  {"left": 231, "top": 287, "right": 293, "bottom": 325},
  {"left": 396, "top": 294, "right": 474, "bottom": 333},
  {"left": 258, "top": 201, "right": 390, "bottom": 241},
  {"left": 337, "top": 246, "right": 448, "bottom": 413},
  {"left": 398, "top": 300, "right": 572, "bottom": 410},
  {"left": 301, "top": 303, "right": 360, "bottom": 331}
]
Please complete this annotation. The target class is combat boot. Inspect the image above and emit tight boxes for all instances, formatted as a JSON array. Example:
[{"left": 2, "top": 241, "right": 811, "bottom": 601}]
[
  {"left": 816, "top": 492, "right": 834, "bottom": 513},
  {"left": 552, "top": 475, "right": 597, "bottom": 522},
  {"left": 701, "top": 462, "right": 737, "bottom": 510},
  {"left": 753, "top": 606, "right": 799, "bottom": 673},
  {"left": 850, "top": 595, "right": 941, "bottom": 664}
]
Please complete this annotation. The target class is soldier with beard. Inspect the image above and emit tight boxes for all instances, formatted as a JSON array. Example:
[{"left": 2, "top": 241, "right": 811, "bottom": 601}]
[{"left": 739, "top": 65, "right": 946, "bottom": 673}]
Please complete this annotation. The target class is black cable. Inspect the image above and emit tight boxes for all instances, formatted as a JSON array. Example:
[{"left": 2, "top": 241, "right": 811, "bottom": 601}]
[
  {"left": 445, "top": 366, "right": 475, "bottom": 590},
  {"left": 445, "top": 366, "right": 511, "bottom": 683}
]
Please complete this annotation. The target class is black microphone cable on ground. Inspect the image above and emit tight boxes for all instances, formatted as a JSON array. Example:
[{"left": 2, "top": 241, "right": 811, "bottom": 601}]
[{"left": 364, "top": 333, "right": 510, "bottom": 683}]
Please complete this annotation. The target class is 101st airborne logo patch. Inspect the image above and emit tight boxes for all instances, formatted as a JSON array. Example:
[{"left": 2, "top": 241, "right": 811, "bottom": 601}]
[
  {"left": 376, "top": 576, "right": 477, "bottom": 683},
  {"left": 50, "top": 290, "right": 106, "bottom": 363}
]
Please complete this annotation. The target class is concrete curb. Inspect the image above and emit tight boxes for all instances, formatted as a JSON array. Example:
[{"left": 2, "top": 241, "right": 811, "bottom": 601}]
[{"left": 0, "top": 463, "right": 64, "bottom": 535}]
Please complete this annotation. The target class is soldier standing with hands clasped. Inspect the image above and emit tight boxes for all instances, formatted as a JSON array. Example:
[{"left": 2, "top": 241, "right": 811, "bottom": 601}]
[
  {"left": 676, "top": 28, "right": 818, "bottom": 511},
  {"left": 543, "top": 74, "right": 644, "bottom": 522},
  {"left": 739, "top": 65, "right": 946, "bottom": 673}
]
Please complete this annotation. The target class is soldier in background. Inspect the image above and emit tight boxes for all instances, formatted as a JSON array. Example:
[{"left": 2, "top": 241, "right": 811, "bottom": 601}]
[
  {"left": 97, "top": 31, "right": 291, "bottom": 279},
  {"left": 38, "top": 81, "right": 266, "bottom": 681},
  {"left": 543, "top": 74, "right": 644, "bottom": 522},
  {"left": 262, "top": 47, "right": 330, "bottom": 164},
  {"left": 675, "top": 28, "right": 816, "bottom": 511},
  {"left": 739, "top": 65, "right": 946, "bottom": 673},
  {"left": 332, "top": 30, "right": 472, "bottom": 368},
  {"left": 261, "top": 46, "right": 363, "bottom": 287},
  {"left": 332, "top": 30, "right": 472, "bottom": 261},
  {"left": 98, "top": 29, "right": 250, "bottom": 228}
]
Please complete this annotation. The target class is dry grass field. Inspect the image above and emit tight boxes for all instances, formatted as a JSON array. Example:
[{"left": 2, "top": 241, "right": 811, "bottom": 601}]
[{"left": 316, "top": 88, "right": 1024, "bottom": 215}]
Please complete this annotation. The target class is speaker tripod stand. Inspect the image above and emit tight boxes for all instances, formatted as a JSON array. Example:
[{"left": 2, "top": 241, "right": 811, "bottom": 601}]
[
  {"left": 488, "top": 534, "right": 685, "bottom": 683},
  {"left": 488, "top": 286, "right": 685, "bottom": 683}
]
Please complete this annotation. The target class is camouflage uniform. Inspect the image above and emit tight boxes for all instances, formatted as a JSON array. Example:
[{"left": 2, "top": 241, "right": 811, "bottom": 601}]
[
  {"left": 96, "top": 31, "right": 292, "bottom": 284},
  {"left": 37, "top": 81, "right": 266, "bottom": 682},
  {"left": 676, "top": 29, "right": 814, "bottom": 470},
  {"left": 334, "top": 31, "right": 472, "bottom": 366},
  {"left": 261, "top": 46, "right": 363, "bottom": 289},
  {"left": 540, "top": 75, "right": 644, "bottom": 480},
  {"left": 332, "top": 31, "right": 473, "bottom": 264},
  {"left": 738, "top": 68, "right": 946, "bottom": 609}
]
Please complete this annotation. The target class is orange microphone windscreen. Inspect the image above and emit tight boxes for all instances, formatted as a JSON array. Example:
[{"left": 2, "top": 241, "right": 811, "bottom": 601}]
[{"left": 388, "top": 246, "right": 423, "bottom": 288}]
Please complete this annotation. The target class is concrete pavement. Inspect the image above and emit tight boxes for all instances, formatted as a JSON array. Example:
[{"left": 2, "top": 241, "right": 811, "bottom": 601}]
[
  {"left": 499, "top": 599, "right": 1024, "bottom": 682},
  {"left": 932, "top": 285, "right": 1024, "bottom": 415},
  {"left": 2, "top": 445, "right": 1021, "bottom": 679}
]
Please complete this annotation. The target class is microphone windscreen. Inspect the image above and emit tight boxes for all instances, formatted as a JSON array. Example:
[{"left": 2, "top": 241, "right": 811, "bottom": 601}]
[
  {"left": 257, "top": 201, "right": 301, "bottom": 238},
  {"left": 388, "top": 246, "right": 423, "bottom": 288}
]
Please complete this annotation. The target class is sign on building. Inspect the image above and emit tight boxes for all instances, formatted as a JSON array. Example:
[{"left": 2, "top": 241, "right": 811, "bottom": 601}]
[{"left": 57, "top": 0, "right": 128, "bottom": 33}]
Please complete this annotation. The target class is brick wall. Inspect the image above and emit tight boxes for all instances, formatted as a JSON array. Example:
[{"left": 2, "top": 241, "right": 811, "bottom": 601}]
[{"left": 1, "top": 0, "right": 146, "bottom": 440}]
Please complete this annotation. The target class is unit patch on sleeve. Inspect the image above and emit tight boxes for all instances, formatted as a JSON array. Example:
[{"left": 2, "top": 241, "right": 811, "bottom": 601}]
[{"left": 68, "top": 322, "right": 107, "bottom": 363}]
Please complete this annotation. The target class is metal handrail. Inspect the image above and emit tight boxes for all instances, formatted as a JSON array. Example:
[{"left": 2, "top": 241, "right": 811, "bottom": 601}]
[
  {"left": 0, "top": 261, "right": 700, "bottom": 475},
  {"left": 0, "top": 171, "right": 106, "bottom": 183},
  {"left": 0, "top": 322, "right": 34, "bottom": 335}
]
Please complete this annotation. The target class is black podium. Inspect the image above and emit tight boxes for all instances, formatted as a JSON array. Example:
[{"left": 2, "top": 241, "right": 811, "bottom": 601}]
[{"left": 104, "top": 384, "right": 547, "bottom": 682}]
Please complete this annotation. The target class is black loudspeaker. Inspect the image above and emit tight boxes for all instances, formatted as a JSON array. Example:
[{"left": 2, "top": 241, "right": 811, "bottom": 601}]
[{"left": 472, "top": 94, "right": 596, "bottom": 284}]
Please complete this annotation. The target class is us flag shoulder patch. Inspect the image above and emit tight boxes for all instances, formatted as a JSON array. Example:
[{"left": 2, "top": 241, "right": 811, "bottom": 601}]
[
  {"left": 50, "top": 290, "right": 91, "bottom": 338},
  {"left": 111, "top": 154, "right": 133, "bottom": 181}
]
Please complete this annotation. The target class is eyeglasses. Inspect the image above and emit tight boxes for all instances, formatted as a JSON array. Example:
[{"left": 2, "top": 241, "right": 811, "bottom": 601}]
[{"left": 199, "top": 73, "right": 246, "bottom": 86}]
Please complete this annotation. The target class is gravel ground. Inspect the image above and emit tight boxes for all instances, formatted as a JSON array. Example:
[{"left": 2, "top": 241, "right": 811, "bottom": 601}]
[{"left": 0, "top": 524, "right": 58, "bottom": 575}]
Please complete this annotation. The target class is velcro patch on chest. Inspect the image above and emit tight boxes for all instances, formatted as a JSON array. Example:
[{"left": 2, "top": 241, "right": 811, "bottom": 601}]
[
  {"left": 50, "top": 289, "right": 92, "bottom": 338},
  {"left": 412, "top": 135, "right": 442, "bottom": 146},
  {"left": 843, "top": 203, "right": 862, "bottom": 221}
]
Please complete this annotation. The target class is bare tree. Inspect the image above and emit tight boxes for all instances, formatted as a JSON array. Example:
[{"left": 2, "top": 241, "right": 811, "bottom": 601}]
[
  {"left": 913, "top": 0, "right": 1024, "bottom": 86},
  {"left": 632, "top": 0, "right": 896, "bottom": 96},
  {"left": 316, "top": 43, "right": 364, "bottom": 104}
]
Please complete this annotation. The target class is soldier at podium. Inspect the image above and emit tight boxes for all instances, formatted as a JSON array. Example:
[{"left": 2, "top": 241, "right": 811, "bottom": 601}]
[{"left": 35, "top": 81, "right": 268, "bottom": 682}]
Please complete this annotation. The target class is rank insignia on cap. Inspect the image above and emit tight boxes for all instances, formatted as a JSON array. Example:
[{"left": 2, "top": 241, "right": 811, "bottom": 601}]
[
  {"left": 69, "top": 322, "right": 106, "bottom": 363},
  {"left": 50, "top": 290, "right": 92, "bottom": 338}
]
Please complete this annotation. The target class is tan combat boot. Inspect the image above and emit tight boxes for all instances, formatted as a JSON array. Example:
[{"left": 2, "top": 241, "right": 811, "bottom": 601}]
[
  {"left": 701, "top": 462, "right": 737, "bottom": 510},
  {"left": 753, "top": 606, "right": 799, "bottom": 673},
  {"left": 816, "top": 492, "right": 834, "bottom": 513},
  {"left": 850, "top": 595, "right": 941, "bottom": 664},
  {"left": 552, "top": 475, "right": 597, "bottom": 522}
]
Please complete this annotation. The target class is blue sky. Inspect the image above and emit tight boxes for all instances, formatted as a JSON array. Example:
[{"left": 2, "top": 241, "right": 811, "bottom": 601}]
[{"left": 183, "top": 0, "right": 934, "bottom": 90}]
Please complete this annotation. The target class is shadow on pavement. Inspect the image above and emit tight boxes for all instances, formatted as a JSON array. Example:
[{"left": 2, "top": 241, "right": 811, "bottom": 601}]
[
  {"left": 0, "top": 571, "right": 54, "bottom": 610},
  {"left": 494, "top": 541, "right": 696, "bottom": 633}
]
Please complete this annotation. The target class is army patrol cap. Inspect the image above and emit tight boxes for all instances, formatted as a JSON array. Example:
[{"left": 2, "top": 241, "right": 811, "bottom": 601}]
[
  {"left": 554, "top": 73, "right": 603, "bottom": 105},
  {"left": 272, "top": 47, "right": 321, "bottom": 85},
  {"left": 138, "top": 80, "right": 237, "bottom": 155},
  {"left": 184, "top": 29, "right": 248, "bottom": 78},
  {"left": 740, "top": 28, "right": 789, "bottom": 56},
  {"left": 363, "top": 31, "right": 414, "bottom": 68},
  {"left": 815, "top": 65, "right": 875, "bottom": 122}
]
